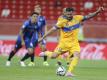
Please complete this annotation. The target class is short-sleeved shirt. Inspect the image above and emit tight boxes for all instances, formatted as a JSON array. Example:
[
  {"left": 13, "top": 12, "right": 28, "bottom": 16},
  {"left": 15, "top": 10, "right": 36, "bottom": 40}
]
[{"left": 56, "top": 15, "right": 84, "bottom": 43}]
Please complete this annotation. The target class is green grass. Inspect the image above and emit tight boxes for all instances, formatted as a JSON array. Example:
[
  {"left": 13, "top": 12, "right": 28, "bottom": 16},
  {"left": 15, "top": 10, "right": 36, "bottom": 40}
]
[{"left": 0, "top": 56, "right": 107, "bottom": 80}]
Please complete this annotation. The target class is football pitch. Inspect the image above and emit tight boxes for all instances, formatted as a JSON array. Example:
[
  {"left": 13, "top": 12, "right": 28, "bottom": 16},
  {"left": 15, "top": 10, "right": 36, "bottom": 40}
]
[{"left": 0, "top": 56, "right": 107, "bottom": 80}]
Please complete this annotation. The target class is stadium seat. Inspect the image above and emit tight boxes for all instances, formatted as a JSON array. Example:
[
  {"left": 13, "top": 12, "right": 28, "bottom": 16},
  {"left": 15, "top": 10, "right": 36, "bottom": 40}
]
[{"left": 0, "top": 0, "right": 106, "bottom": 21}]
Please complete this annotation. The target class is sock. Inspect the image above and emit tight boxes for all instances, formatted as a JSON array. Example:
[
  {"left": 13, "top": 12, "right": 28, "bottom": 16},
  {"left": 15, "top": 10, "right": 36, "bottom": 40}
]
[
  {"left": 66, "top": 55, "right": 73, "bottom": 65},
  {"left": 8, "top": 51, "right": 16, "bottom": 61},
  {"left": 68, "top": 57, "right": 79, "bottom": 72},
  {"left": 57, "top": 61, "right": 62, "bottom": 66},
  {"left": 43, "top": 55, "right": 47, "bottom": 62},
  {"left": 21, "top": 53, "right": 31, "bottom": 61},
  {"left": 31, "top": 53, "right": 34, "bottom": 62}
]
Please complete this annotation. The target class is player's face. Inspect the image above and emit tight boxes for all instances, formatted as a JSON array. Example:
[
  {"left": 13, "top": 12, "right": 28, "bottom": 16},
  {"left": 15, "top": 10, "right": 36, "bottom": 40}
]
[
  {"left": 65, "top": 11, "right": 73, "bottom": 19},
  {"left": 31, "top": 14, "right": 38, "bottom": 23},
  {"left": 34, "top": 5, "right": 41, "bottom": 14}
]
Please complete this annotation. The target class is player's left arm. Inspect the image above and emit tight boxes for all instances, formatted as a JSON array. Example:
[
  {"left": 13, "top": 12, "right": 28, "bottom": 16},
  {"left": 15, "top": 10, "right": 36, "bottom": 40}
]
[{"left": 83, "top": 7, "right": 104, "bottom": 21}]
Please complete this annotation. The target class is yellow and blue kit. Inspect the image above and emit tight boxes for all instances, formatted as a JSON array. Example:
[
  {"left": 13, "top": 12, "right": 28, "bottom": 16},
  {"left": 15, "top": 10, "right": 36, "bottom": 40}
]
[{"left": 54, "top": 15, "right": 85, "bottom": 55}]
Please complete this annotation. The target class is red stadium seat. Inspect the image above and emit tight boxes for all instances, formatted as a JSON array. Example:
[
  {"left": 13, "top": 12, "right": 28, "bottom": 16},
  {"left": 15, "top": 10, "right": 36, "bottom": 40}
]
[{"left": 0, "top": 0, "right": 106, "bottom": 21}]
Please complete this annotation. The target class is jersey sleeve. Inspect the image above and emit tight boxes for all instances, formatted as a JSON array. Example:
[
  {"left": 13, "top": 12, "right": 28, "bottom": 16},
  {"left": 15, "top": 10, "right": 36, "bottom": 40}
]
[
  {"left": 55, "top": 17, "right": 64, "bottom": 28},
  {"left": 21, "top": 21, "right": 28, "bottom": 29},
  {"left": 75, "top": 15, "right": 85, "bottom": 22}
]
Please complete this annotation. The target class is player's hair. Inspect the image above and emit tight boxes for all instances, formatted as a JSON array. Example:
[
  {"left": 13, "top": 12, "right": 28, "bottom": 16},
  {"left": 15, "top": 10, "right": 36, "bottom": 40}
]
[
  {"left": 31, "top": 12, "right": 39, "bottom": 16},
  {"left": 64, "top": 7, "right": 75, "bottom": 12},
  {"left": 35, "top": 4, "right": 41, "bottom": 8}
]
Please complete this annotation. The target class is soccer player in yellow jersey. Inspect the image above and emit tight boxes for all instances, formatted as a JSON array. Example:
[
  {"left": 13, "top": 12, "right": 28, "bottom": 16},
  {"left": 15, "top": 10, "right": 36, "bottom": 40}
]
[{"left": 39, "top": 7, "right": 104, "bottom": 77}]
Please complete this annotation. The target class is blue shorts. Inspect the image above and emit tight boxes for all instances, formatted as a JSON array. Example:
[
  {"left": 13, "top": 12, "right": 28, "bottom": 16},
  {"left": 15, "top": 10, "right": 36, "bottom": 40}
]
[
  {"left": 24, "top": 38, "right": 38, "bottom": 48},
  {"left": 24, "top": 33, "right": 38, "bottom": 48}
]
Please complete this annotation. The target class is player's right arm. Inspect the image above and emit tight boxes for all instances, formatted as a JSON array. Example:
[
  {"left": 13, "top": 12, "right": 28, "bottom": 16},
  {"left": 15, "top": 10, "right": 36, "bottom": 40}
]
[
  {"left": 38, "top": 26, "right": 57, "bottom": 42},
  {"left": 19, "top": 29, "right": 24, "bottom": 45},
  {"left": 38, "top": 18, "right": 63, "bottom": 43},
  {"left": 19, "top": 21, "right": 28, "bottom": 45}
]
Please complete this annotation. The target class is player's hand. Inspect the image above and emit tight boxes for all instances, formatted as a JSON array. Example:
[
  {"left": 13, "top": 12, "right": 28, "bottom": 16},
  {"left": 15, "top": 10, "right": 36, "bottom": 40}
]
[{"left": 97, "top": 7, "right": 104, "bottom": 12}]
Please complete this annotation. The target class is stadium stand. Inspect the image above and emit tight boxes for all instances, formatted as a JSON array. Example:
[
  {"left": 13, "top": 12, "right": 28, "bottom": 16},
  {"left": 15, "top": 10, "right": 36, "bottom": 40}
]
[
  {"left": 0, "top": 0, "right": 107, "bottom": 21},
  {"left": 0, "top": 0, "right": 107, "bottom": 42}
]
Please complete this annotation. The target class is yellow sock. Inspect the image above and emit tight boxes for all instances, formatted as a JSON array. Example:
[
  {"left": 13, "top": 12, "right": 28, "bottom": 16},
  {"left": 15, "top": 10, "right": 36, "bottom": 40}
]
[
  {"left": 45, "top": 51, "right": 53, "bottom": 58},
  {"left": 68, "top": 57, "right": 79, "bottom": 72}
]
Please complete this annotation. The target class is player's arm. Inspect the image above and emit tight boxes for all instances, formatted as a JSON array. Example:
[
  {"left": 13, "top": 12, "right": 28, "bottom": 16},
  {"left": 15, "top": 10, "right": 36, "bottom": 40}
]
[
  {"left": 83, "top": 7, "right": 104, "bottom": 21},
  {"left": 19, "top": 29, "right": 24, "bottom": 45},
  {"left": 19, "top": 24, "right": 26, "bottom": 45},
  {"left": 39, "top": 17, "right": 62, "bottom": 42},
  {"left": 38, "top": 26, "right": 58, "bottom": 43}
]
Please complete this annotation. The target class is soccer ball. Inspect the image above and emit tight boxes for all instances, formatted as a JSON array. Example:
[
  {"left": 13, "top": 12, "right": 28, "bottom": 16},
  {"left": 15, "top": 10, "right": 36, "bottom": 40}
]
[{"left": 56, "top": 66, "right": 66, "bottom": 76}]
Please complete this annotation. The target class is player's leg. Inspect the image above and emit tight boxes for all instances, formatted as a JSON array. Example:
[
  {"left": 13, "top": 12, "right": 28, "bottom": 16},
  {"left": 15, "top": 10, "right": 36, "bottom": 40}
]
[
  {"left": 40, "top": 44, "right": 66, "bottom": 59},
  {"left": 65, "top": 44, "right": 80, "bottom": 77},
  {"left": 66, "top": 54, "right": 74, "bottom": 66},
  {"left": 6, "top": 39, "right": 22, "bottom": 66},
  {"left": 20, "top": 48, "right": 35, "bottom": 67},
  {"left": 56, "top": 51, "right": 68, "bottom": 66},
  {"left": 65, "top": 51, "right": 80, "bottom": 77},
  {"left": 6, "top": 48, "right": 20, "bottom": 66},
  {"left": 39, "top": 44, "right": 49, "bottom": 66},
  {"left": 27, "top": 53, "right": 35, "bottom": 67},
  {"left": 28, "top": 38, "right": 38, "bottom": 66},
  {"left": 20, "top": 39, "right": 33, "bottom": 67},
  {"left": 21, "top": 38, "right": 38, "bottom": 67},
  {"left": 39, "top": 50, "right": 60, "bottom": 59},
  {"left": 29, "top": 48, "right": 35, "bottom": 66}
]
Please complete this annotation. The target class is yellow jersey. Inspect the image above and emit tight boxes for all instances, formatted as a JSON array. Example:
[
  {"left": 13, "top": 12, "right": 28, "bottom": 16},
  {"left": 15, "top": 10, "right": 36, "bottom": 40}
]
[{"left": 56, "top": 15, "right": 84, "bottom": 43}]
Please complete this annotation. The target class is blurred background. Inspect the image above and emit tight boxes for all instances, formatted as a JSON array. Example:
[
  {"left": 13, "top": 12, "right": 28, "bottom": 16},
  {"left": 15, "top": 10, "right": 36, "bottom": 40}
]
[{"left": 0, "top": 0, "right": 107, "bottom": 60}]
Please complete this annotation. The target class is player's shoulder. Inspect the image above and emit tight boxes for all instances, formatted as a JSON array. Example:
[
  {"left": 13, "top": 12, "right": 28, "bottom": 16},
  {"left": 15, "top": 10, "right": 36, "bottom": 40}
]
[
  {"left": 23, "top": 20, "right": 30, "bottom": 26},
  {"left": 58, "top": 15, "right": 67, "bottom": 21},
  {"left": 38, "top": 15, "right": 46, "bottom": 21}
]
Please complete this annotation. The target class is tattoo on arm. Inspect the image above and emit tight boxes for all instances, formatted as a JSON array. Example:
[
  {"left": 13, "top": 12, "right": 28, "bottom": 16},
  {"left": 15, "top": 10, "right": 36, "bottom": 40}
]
[{"left": 84, "top": 7, "right": 103, "bottom": 21}]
